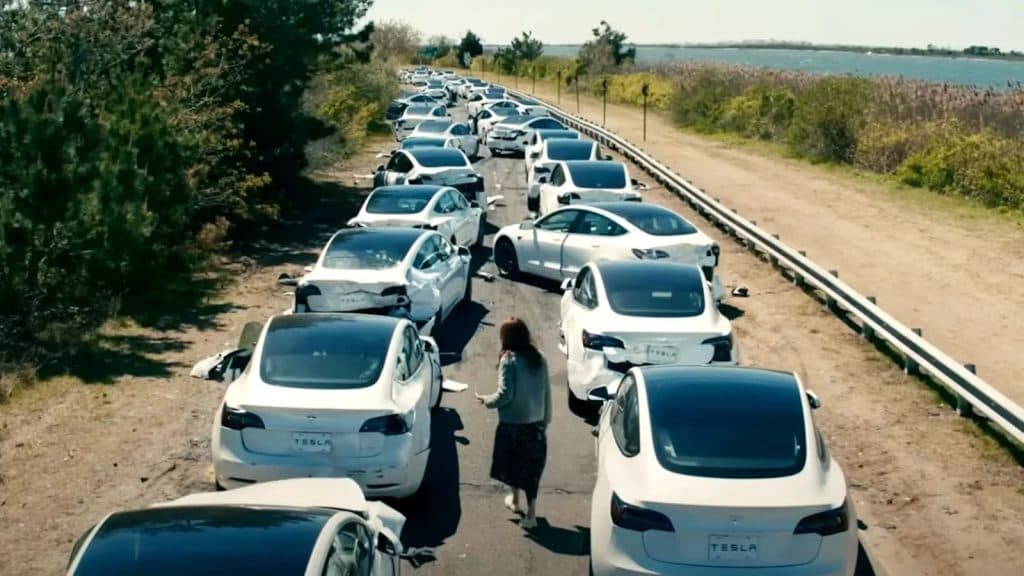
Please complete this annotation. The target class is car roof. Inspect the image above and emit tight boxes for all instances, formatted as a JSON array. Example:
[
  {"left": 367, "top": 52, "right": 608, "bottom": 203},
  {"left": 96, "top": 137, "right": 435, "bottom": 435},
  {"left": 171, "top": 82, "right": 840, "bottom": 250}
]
[
  {"left": 327, "top": 226, "right": 428, "bottom": 251},
  {"left": 640, "top": 365, "right": 798, "bottom": 393},
  {"left": 593, "top": 260, "right": 704, "bottom": 287},
  {"left": 546, "top": 139, "right": 593, "bottom": 155},
  {"left": 158, "top": 477, "right": 371, "bottom": 513},
  {"left": 370, "top": 185, "right": 445, "bottom": 199},
  {"left": 267, "top": 312, "right": 403, "bottom": 335},
  {"left": 587, "top": 201, "right": 677, "bottom": 220},
  {"left": 406, "top": 147, "right": 466, "bottom": 163},
  {"left": 416, "top": 119, "right": 453, "bottom": 131}
]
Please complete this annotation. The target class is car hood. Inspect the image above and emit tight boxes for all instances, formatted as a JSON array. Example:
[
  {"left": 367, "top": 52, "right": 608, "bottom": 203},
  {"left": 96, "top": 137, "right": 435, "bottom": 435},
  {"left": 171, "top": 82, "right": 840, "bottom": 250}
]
[{"left": 348, "top": 213, "right": 429, "bottom": 228}]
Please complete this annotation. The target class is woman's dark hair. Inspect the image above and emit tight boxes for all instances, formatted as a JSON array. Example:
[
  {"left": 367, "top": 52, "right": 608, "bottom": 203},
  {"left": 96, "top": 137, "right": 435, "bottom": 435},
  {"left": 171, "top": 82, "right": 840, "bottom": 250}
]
[{"left": 498, "top": 317, "right": 542, "bottom": 369}]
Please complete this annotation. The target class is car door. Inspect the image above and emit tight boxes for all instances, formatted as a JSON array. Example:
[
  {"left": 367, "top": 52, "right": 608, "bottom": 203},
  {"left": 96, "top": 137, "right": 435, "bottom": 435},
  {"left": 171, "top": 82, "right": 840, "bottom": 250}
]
[
  {"left": 450, "top": 123, "right": 477, "bottom": 157},
  {"left": 432, "top": 190, "right": 459, "bottom": 241},
  {"left": 435, "top": 236, "right": 464, "bottom": 315},
  {"left": 561, "top": 266, "right": 599, "bottom": 366},
  {"left": 539, "top": 164, "right": 568, "bottom": 215},
  {"left": 518, "top": 209, "right": 580, "bottom": 279},
  {"left": 448, "top": 190, "right": 477, "bottom": 246},
  {"left": 321, "top": 520, "right": 382, "bottom": 576},
  {"left": 408, "top": 235, "right": 447, "bottom": 321},
  {"left": 396, "top": 324, "right": 432, "bottom": 451},
  {"left": 561, "top": 211, "right": 628, "bottom": 277}
]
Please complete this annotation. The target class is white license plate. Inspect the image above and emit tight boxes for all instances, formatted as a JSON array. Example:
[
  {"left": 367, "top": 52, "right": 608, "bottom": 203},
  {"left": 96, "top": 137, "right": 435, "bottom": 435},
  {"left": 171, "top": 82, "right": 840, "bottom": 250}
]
[
  {"left": 330, "top": 292, "right": 374, "bottom": 309},
  {"left": 708, "top": 535, "right": 760, "bottom": 560},
  {"left": 646, "top": 344, "right": 680, "bottom": 363},
  {"left": 292, "top": 432, "right": 333, "bottom": 453}
]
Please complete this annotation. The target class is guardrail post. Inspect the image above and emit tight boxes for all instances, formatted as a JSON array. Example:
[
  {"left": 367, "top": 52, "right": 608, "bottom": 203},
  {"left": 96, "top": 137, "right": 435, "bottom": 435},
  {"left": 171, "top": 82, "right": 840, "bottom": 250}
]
[
  {"left": 862, "top": 297, "right": 877, "bottom": 341},
  {"left": 825, "top": 270, "right": 840, "bottom": 310},
  {"left": 958, "top": 365, "right": 978, "bottom": 418},
  {"left": 793, "top": 251, "right": 807, "bottom": 286},
  {"left": 904, "top": 328, "right": 923, "bottom": 374},
  {"left": 745, "top": 221, "right": 757, "bottom": 252},
  {"left": 769, "top": 235, "right": 781, "bottom": 267}
]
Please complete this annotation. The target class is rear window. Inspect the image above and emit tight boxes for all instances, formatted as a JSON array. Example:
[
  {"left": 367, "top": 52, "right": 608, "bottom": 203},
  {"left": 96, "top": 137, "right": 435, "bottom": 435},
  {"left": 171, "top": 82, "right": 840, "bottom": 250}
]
[
  {"left": 416, "top": 120, "right": 451, "bottom": 133},
  {"left": 405, "top": 105, "right": 432, "bottom": 115},
  {"left": 567, "top": 162, "right": 627, "bottom": 189},
  {"left": 365, "top": 188, "right": 435, "bottom": 214},
  {"left": 260, "top": 315, "right": 396, "bottom": 389},
  {"left": 72, "top": 507, "right": 330, "bottom": 576},
  {"left": 321, "top": 229, "right": 420, "bottom": 270},
  {"left": 602, "top": 264, "right": 705, "bottom": 317},
  {"left": 409, "top": 149, "right": 468, "bottom": 168},
  {"left": 401, "top": 137, "right": 447, "bottom": 149},
  {"left": 548, "top": 141, "right": 594, "bottom": 161},
  {"left": 646, "top": 370, "right": 808, "bottom": 479},
  {"left": 605, "top": 204, "right": 699, "bottom": 236}
]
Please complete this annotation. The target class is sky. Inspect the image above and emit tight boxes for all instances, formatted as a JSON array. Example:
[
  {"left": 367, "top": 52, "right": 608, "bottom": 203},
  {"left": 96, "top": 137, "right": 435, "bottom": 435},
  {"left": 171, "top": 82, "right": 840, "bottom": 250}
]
[{"left": 363, "top": 0, "right": 1024, "bottom": 51}]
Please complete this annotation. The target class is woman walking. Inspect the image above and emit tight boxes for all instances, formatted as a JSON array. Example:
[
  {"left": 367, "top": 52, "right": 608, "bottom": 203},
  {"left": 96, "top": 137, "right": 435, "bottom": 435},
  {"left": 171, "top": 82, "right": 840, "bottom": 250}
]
[{"left": 476, "top": 317, "right": 551, "bottom": 529}]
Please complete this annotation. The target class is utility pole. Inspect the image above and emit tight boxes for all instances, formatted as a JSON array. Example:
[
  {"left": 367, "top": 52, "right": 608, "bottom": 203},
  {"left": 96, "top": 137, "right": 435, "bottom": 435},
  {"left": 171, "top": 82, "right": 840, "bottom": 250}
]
[
  {"left": 575, "top": 74, "right": 581, "bottom": 114},
  {"left": 557, "top": 70, "right": 562, "bottom": 105},
  {"left": 641, "top": 83, "right": 650, "bottom": 142},
  {"left": 532, "top": 65, "right": 537, "bottom": 94},
  {"left": 601, "top": 77, "right": 609, "bottom": 127}
]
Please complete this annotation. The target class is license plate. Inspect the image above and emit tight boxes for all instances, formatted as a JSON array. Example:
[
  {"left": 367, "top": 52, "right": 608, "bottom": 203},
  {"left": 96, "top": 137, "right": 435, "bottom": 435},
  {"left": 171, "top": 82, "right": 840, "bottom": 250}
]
[
  {"left": 330, "top": 292, "right": 374, "bottom": 309},
  {"left": 292, "top": 432, "right": 332, "bottom": 453},
  {"left": 646, "top": 344, "right": 680, "bottom": 363},
  {"left": 708, "top": 535, "right": 759, "bottom": 560}
]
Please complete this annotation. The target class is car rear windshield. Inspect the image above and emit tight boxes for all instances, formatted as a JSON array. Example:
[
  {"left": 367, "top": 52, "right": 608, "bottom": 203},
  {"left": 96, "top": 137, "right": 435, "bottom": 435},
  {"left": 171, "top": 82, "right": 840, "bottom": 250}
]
[
  {"left": 602, "top": 264, "right": 705, "bottom": 317},
  {"left": 365, "top": 187, "right": 436, "bottom": 214},
  {"left": 646, "top": 370, "right": 808, "bottom": 479},
  {"left": 416, "top": 120, "right": 451, "bottom": 133},
  {"left": 405, "top": 104, "right": 432, "bottom": 115},
  {"left": 72, "top": 506, "right": 330, "bottom": 576},
  {"left": 409, "top": 148, "right": 468, "bottom": 167},
  {"left": 401, "top": 137, "right": 447, "bottom": 149},
  {"left": 260, "top": 315, "right": 396, "bottom": 389},
  {"left": 548, "top": 141, "right": 594, "bottom": 161},
  {"left": 605, "top": 204, "right": 699, "bottom": 236},
  {"left": 321, "top": 229, "right": 420, "bottom": 270},
  {"left": 567, "top": 162, "right": 626, "bottom": 189}
]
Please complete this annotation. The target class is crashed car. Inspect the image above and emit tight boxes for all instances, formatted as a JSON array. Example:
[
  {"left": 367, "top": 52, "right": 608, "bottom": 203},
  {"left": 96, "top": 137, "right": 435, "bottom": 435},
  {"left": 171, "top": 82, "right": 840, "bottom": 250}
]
[
  {"left": 65, "top": 477, "right": 415, "bottom": 576},
  {"left": 348, "top": 185, "right": 484, "bottom": 248},
  {"left": 536, "top": 160, "right": 645, "bottom": 215},
  {"left": 486, "top": 115, "right": 567, "bottom": 156},
  {"left": 282, "top": 227, "right": 472, "bottom": 336}
]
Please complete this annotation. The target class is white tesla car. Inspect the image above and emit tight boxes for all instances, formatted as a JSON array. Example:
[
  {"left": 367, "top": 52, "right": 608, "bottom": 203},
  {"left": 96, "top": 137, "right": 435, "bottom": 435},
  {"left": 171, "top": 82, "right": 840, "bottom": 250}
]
[
  {"left": 472, "top": 107, "right": 526, "bottom": 140},
  {"left": 458, "top": 78, "right": 488, "bottom": 98},
  {"left": 348, "top": 185, "right": 483, "bottom": 248},
  {"left": 466, "top": 89, "right": 509, "bottom": 117},
  {"left": 494, "top": 203, "right": 725, "bottom": 300},
  {"left": 392, "top": 104, "right": 449, "bottom": 140},
  {"left": 559, "top": 260, "right": 735, "bottom": 412},
  {"left": 408, "top": 120, "right": 480, "bottom": 159},
  {"left": 524, "top": 130, "right": 584, "bottom": 176},
  {"left": 67, "top": 478, "right": 409, "bottom": 576},
  {"left": 537, "top": 160, "right": 644, "bottom": 214},
  {"left": 486, "top": 115, "right": 567, "bottom": 156},
  {"left": 201, "top": 314, "right": 444, "bottom": 499},
  {"left": 589, "top": 365, "right": 857, "bottom": 576},
  {"left": 526, "top": 138, "right": 600, "bottom": 214},
  {"left": 421, "top": 79, "right": 449, "bottom": 105},
  {"left": 290, "top": 227, "right": 472, "bottom": 335},
  {"left": 372, "top": 148, "right": 486, "bottom": 215}
]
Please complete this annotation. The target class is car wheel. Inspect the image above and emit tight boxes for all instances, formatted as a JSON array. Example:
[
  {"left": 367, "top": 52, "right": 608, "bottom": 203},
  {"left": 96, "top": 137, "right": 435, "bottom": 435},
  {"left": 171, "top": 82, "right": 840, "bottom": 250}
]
[
  {"left": 494, "top": 238, "right": 519, "bottom": 278},
  {"left": 461, "top": 269, "right": 473, "bottom": 304},
  {"left": 215, "top": 480, "right": 226, "bottom": 492},
  {"left": 489, "top": 147, "right": 501, "bottom": 157},
  {"left": 429, "top": 310, "right": 444, "bottom": 340}
]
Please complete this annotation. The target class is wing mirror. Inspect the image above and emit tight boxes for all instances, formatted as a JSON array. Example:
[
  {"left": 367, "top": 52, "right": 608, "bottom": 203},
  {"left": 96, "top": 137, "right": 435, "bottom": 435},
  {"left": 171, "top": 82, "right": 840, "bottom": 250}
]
[
  {"left": 603, "top": 154, "right": 613, "bottom": 161},
  {"left": 557, "top": 194, "right": 572, "bottom": 205},
  {"left": 631, "top": 178, "right": 649, "bottom": 190},
  {"left": 806, "top": 390, "right": 822, "bottom": 410},
  {"left": 456, "top": 245, "right": 471, "bottom": 258},
  {"left": 537, "top": 176, "right": 549, "bottom": 184},
  {"left": 588, "top": 386, "right": 614, "bottom": 402},
  {"left": 560, "top": 277, "right": 574, "bottom": 291},
  {"left": 375, "top": 164, "right": 385, "bottom": 172},
  {"left": 519, "top": 220, "right": 535, "bottom": 230},
  {"left": 277, "top": 273, "right": 299, "bottom": 287},
  {"left": 375, "top": 151, "right": 389, "bottom": 159}
]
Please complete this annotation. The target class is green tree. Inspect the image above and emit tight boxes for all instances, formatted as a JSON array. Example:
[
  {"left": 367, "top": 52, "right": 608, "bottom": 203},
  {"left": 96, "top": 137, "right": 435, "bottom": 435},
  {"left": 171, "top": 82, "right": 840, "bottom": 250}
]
[
  {"left": 370, "top": 19, "right": 421, "bottom": 63},
  {"left": 579, "top": 20, "right": 635, "bottom": 73},
  {"left": 493, "top": 46, "right": 519, "bottom": 74},
  {"left": 457, "top": 31, "right": 484, "bottom": 67},
  {"left": 511, "top": 31, "right": 544, "bottom": 62}
]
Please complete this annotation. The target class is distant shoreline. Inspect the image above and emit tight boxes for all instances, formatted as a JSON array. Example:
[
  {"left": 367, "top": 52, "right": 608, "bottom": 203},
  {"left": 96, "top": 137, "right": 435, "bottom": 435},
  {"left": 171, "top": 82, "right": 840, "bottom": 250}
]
[{"left": 537, "top": 42, "right": 1024, "bottom": 62}]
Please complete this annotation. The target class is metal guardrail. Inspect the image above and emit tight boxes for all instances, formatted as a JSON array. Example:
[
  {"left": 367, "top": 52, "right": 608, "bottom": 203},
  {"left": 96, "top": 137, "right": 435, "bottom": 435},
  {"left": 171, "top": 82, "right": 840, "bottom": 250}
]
[{"left": 505, "top": 87, "right": 1024, "bottom": 447}]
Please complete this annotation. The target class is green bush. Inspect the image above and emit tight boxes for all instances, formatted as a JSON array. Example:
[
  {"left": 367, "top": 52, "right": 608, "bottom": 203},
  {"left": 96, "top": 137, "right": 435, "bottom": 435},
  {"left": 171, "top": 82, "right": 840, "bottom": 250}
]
[
  {"left": 717, "top": 84, "right": 796, "bottom": 140},
  {"left": 592, "top": 73, "right": 674, "bottom": 109},
  {"left": 319, "top": 64, "right": 398, "bottom": 153},
  {"left": 669, "top": 69, "right": 747, "bottom": 132},
  {"left": 787, "top": 77, "right": 874, "bottom": 163}
]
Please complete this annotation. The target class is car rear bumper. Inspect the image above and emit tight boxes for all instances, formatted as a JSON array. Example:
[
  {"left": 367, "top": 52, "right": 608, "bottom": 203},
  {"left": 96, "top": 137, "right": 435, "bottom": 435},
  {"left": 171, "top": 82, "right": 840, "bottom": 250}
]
[
  {"left": 486, "top": 136, "right": 527, "bottom": 152},
  {"left": 568, "top": 355, "right": 737, "bottom": 400},
  {"left": 213, "top": 428, "right": 430, "bottom": 498}
]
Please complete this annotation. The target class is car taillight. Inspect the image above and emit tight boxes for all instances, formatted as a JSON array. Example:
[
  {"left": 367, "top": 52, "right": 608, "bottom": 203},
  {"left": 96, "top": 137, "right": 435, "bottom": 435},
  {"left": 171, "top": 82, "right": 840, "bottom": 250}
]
[
  {"left": 794, "top": 500, "right": 850, "bottom": 536},
  {"left": 610, "top": 492, "right": 674, "bottom": 533},
  {"left": 221, "top": 405, "right": 265, "bottom": 431},
  {"left": 360, "top": 411, "right": 414, "bottom": 435},
  {"left": 702, "top": 333, "right": 733, "bottom": 362},
  {"left": 709, "top": 243, "right": 721, "bottom": 266},
  {"left": 582, "top": 330, "right": 625, "bottom": 351},
  {"left": 632, "top": 248, "right": 670, "bottom": 260},
  {"left": 294, "top": 284, "right": 322, "bottom": 313}
]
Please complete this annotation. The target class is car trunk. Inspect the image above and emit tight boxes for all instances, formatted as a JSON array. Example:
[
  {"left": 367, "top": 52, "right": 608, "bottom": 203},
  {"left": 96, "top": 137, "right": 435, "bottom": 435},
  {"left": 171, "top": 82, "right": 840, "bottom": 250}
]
[
  {"left": 567, "top": 188, "right": 639, "bottom": 204},
  {"left": 599, "top": 315, "right": 721, "bottom": 369},
  {"left": 303, "top": 270, "right": 408, "bottom": 313},
  {"left": 629, "top": 462, "right": 833, "bottom": 568}
]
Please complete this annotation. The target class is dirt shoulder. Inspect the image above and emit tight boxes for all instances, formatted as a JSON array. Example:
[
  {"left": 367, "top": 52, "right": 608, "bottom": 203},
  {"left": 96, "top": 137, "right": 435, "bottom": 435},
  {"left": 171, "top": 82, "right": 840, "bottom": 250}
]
[{"left": 509, "top": 76, "right": 1024, "bottom": 409}]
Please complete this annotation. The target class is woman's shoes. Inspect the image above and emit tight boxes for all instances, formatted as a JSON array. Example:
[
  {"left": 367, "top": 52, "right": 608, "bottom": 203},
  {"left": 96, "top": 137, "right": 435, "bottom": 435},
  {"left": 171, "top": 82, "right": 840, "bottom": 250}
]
[
  {"left": 520, "top": 516, "right": 538, "bottom": 530},
  {"left": 504, "top": 494, "right": 524, "bottom": 516}
]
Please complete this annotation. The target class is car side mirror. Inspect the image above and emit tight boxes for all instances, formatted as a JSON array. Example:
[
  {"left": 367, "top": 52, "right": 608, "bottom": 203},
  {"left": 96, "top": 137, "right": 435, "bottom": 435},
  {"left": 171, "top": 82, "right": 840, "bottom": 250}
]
[
  {"left": 603, "top": 154, "right": 613, "bottom": 161},
  {"left": 560, "top": 278, "right": 574, "bottom": 291},
  {"left": 806, "top": 390, "right": 822, "bottom": 410},
  {"left": 588, "top": 386, "right": 614, "bottom": 402},
  {"left": 375, "top": 164, "right": 385, "bottom": 172},
  {"left": 537, "top": 176, "right": 549, "bottom": 184},
  {"left": 278, "top": 273, "right": 298, "bottom": 287},
  {"left": 519, "top": 220, "right": 535, "bottom": 230},
  {"left": 456, "top": 245, "right": 471, "bottom": 258},
  {"left": 303, "top": 265, "right": 314, "bottom": 273},
  {"left": 376, "top": 152, "right": 388, "bottom": 159},
  {"left": 377, "top": 534, "right": 398, "bottom": 555}
]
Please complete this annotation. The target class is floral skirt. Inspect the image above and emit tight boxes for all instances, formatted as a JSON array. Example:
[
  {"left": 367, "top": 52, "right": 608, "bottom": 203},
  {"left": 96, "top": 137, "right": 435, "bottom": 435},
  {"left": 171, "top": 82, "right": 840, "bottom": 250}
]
[{"left": 490, "top": 421, "right": 548, "bottom": 500}]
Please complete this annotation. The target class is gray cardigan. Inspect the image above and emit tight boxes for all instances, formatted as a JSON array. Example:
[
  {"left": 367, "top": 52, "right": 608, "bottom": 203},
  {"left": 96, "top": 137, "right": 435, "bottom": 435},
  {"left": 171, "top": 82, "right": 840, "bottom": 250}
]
[{"left": 482, "top": 351, "right": 552, "bottom": 425}]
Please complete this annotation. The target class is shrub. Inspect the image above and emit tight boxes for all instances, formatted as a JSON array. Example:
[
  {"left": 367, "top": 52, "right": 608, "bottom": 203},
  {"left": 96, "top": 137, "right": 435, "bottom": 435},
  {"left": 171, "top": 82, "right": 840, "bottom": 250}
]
[
  {"left": 787, "top": 77, "right": 874, "bottom": 163},
  {"left": 594, "top": 73, "right": 674, "bottom": 109},
  {"left": 717, "top": 83, "right": 796, "bottom": 140},
  {"left": 318, "top": 63, "right": 398, "bottom": 153},
  {"left": 669, "top": 69, "right": 747, "bottom": 132}
]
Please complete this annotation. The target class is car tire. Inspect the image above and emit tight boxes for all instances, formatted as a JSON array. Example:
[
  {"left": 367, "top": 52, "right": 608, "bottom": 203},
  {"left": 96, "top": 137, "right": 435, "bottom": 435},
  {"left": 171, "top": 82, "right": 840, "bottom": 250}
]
[
  {"left": 568, "top": 388, "right": 591, "bottom": 417},
  {"left": 489, "top": 147, "right": 501, "bottom": 157},
  {"left": 429, "top": 310, "right": 444, "bottom": 340},
  {"left": 215, "top": 480, "right": 226, "bottom": 492},
  {"left": 461, "top": 269, "right": 473, "bottom": 304},
  {"left": 494, "top": 238, "right": 519, "bottom": 278}
]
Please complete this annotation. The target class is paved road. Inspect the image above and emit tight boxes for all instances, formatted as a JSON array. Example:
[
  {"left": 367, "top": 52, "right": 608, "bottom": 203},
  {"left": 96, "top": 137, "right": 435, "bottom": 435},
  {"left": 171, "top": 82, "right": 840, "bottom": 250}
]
[{"left": 388, "top": 103, "right": 880, "bottom": 575}]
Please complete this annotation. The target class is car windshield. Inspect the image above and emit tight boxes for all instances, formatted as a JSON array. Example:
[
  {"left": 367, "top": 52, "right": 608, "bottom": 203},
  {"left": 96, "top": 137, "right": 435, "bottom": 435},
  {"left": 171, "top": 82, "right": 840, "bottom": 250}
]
[
  {"left": 539, "top": 131, "right": 579, "bottom": 142},
  {"left": 601, "top": 263, "right": 706, "bottom": 317},
  {"left": 365, "top": 187, "right": 436, "bottom": 214},
  {"left": 401, "top": 137, "right": 447, "bottom": 149},
  {"left": 416, "top": 120, "right": 451, "bottom": 134},
  {"left": 547, "top": 140, "right": 594, "bottom": 161},
  {"left": 603, "top": 204, "right": 699, "bottom": 236},
  {"left": 409, "top": 148, "right": 468, "bottom": 168},
  {"left": 645, "top": 368, "right": 808, "bottom": 479},
  {"left": 567, "top": 162, "right": 627, "bottom": 188},
  {"left": 427, "top": 80, "right": 443, "bottom": 88},
  {"left": 260, "top": 315, "right": 396, "bottom": 389},
  {"left": 321, "top": 229, "right": 420, "bottom": 270},
  {"left": 72, "top": 506, "right": 331, "bottom": 576}
]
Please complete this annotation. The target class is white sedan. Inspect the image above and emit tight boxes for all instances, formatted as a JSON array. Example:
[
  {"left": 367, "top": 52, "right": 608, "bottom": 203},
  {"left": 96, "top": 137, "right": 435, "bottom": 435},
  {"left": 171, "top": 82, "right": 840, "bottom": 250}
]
[
  {"left": 409, "top": 120, "right": 480, "bottom": 159},
  {"left": 286, "top": 228, "right": 471, "bottom": 337},
  {"left": 589, "top": 365, "right": 857, "bottom": 576},
  {"left": 466, "top": 90, "right": 508, "bottom": 117},
  {"left": 486, "top": 115, "right": 567, "bottom": 156},
  {"left": 523, "top": 129, "right": 583, "bottom": 177},
  {"left": 348, "top": 185, "right": 483, "bottom": 248},
  {"left": 393, "top": 104, "right": 449, "bottom": 140},
  {"left": 526, "top": 138, "right": 601, "bottom": 214},
  {"left": 537, "top": 160, "right": 643, "bottom": 214},
  {"left": 559, "top": 260, "right": 735, "bottom": 413},
  {"left": 472, "top": 107, "right": 526, "bottom": 140},
  {"left": 372, "top": 148, "right": 487, "bottom": 219},
  {"left": 203, "top": 314, "right": 443, "bottom": 499},
  {"left": 494, "top": 203, "right": 725, "bottom": 300},
  {"left": 66, "top": 478, "right": 409, "bottom": 576}
]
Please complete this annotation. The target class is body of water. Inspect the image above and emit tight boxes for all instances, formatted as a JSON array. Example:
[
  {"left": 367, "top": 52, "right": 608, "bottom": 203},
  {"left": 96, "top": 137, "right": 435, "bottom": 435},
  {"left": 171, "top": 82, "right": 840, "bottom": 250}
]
[{"left": 540, "top": 45, "right": 1024, "bottom": 88}]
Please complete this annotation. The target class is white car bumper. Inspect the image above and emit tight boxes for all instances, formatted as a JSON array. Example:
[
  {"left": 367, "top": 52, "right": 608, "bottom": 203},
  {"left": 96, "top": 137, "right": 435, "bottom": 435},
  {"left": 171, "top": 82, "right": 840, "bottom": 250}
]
[
  {"left": 213, "top": 428, "right": 430, "bottom": 499},
  {"left": 566, "top": 348, "right": 738, "bottom": 401},
  {"left": 487, "top": 135, "right": 529, "bottom": 153}
]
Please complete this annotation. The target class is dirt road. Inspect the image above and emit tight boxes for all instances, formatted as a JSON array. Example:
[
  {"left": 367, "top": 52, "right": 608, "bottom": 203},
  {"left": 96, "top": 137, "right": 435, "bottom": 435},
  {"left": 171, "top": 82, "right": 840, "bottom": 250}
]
[
  {"left": 2, "top": 116, "right": 1024, "bottom": 575},
  {"left": 503, "top": 76, "right": 1024, "bottom": 410}
]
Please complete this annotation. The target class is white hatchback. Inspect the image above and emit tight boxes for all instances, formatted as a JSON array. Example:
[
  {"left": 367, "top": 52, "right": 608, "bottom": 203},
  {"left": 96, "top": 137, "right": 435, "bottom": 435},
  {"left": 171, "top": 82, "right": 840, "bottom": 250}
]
[
  {"left": 206, "top": 314, "right": 443, "bottom": 498},
  {"left": 537, "top": 161, "right": 643, "bottom": 215},
  {"left": 348, "top": 185, "right": 483, "bottom": 248},
  {"left": 589, "top": 365, "right": 857, "bottom": 576}
]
